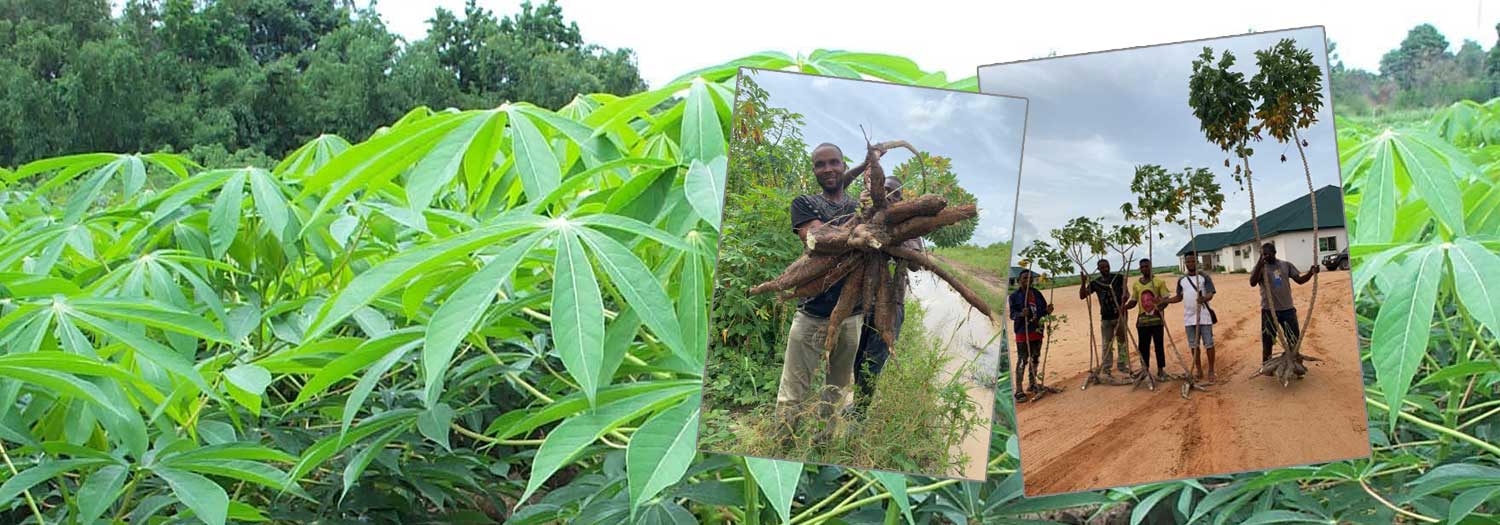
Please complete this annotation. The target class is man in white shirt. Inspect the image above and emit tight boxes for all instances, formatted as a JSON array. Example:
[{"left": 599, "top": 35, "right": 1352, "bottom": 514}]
[{"left": 1166, "top": 255, "right": 1217, "bottom": 381}]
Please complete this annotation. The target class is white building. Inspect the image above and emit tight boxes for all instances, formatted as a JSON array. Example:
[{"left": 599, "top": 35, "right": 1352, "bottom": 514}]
[{"left": 1177, "top": 185, "right": 1347, "bottom": 273}]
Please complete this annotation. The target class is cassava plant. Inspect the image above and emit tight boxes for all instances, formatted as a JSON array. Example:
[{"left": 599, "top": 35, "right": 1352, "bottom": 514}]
[
  {"left": 1188, "top": 45, "right": 1309, "bottom": 380},
  {"left": 1250, "top": 37, "right": 1329, "bottom": 384},
  {"left": 1015, "top": 239, "right": 1071, "bottom": 400},
  {"left": 1121, "top": 164, "right": 1178, "bottom": 260}
]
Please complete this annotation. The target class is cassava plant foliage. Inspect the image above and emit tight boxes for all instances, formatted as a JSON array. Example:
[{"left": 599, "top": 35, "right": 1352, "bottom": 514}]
[
  {"left": 0, "top": 46, "right": 1497, "bottom": 525},
  {"left": 1249, "top": 37, "right": 1331, "bottom": 383},
  {"left": 892, "top": 153, "right": 980, "bottom": 248},
  {"left": 1121, "top": 164, "right": 1178, "bottom": 260}
]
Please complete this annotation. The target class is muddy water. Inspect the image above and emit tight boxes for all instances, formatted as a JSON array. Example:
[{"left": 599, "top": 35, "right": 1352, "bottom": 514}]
[{"left": 905, "top": 269, "right": 1003, "bottom": 480}]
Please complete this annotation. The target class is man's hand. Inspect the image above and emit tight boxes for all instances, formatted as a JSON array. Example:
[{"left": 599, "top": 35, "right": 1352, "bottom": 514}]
[
  {"left": 858, "top": 189, "right": 872, "bottom": 209},
  {"left": 1046, "top": 304, "right": 1055, "bottom": 315}
]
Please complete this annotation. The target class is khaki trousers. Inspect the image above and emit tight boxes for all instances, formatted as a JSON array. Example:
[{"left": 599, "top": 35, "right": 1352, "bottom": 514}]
[
  {"left": 1100, "top": 317, "right": 1130, "bottom": 372},
  {"left": 775, "top": 310, "right": 863, "bottom": 422}
]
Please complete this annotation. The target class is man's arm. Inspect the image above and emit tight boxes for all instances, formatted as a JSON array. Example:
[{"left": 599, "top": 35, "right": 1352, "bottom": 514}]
[
  {"left": 1293, "top": 263, "right": 1318, "bottom": 284},
  {"left": 1165, "top": 279, "right": 1184, "bottom": 304},
  {"left": 1121, "top": 286, "right": 1138, "bottom": 310},
  {"left": 1249, "top": 259, "right": 1266, "bottom": 287},
  {"left": 1200, "top": 275, "right": 1216, "bottom": 303},
  {"left": 1008, "top": 294, "right": 1024, "bottom": 320},
  {"left": 795, "top": 219, "right": 824, "bottom": 243},
  {"left": 1078, "top": 273, "right": 1091, "bottom": 300}
]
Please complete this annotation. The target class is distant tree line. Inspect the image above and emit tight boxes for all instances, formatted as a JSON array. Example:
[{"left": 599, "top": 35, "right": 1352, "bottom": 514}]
[
  {"left": 1333, "top": 23, "right": 1500, "bottom": 114},
  {"left": 0, "top": 0, "right": 646, "bottom": 167}
]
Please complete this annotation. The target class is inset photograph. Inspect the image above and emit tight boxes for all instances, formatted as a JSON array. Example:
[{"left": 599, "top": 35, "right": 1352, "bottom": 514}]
[
  {"left": 978, "top": 26, "right": 1371, "bottom": 495},
  {"left": 697, "top": 68, "right": 1027, "bottom": 480}
]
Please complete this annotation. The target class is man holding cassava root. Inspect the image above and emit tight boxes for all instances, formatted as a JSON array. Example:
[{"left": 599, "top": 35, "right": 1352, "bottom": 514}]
[
  {"left": 1009, "top": 270, "right": 1052, "bottom": 400},
  {"left": 774, "top": 142, "right": 880, "bottom": 441},
  {"left": 1249, "top": 242, "right": 1317, "bottom": 363},
  {"left": 1079, "top": 259, "right": 1131, "bottom": 376}
]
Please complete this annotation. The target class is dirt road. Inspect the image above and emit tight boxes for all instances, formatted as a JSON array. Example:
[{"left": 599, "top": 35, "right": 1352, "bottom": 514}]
[
  {"left": 1013, "top": 270, "right": 1371, "bottom": 496},
  {"left": 906, "top": 266, "right": 1002, "bottom": 481}
]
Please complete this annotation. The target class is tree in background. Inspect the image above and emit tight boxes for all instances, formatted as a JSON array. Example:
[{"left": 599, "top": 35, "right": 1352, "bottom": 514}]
[
  {"left": 1121, "top": 164, "right": 1177, "bottom": 261},
  {"left": 1104, "top": 222, "right": 1146, "bottom": 278},
  {"left": 0, "top": 0, "right": 646, "bottom": 167},
  {"left": 893, "top": 153, "right": 978, "bottom": 248},
  {"left": 1168, "top": 167, "right": 1225, "bottom": 267},
  {"left": 1381, "top": 24, "right": 1452, "bottom": 91}
]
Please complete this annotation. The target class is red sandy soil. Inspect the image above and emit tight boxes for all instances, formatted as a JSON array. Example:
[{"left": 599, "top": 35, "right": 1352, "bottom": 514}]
[{"left": 1012, "top": 270, "right": 1372, "bottom": 496}]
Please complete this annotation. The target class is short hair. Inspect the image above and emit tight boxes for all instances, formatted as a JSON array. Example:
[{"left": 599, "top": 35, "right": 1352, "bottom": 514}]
[
  {"left": 813, "top": 142, "right": 843, "bottom": 156},
  {"left": 1262, "top": 242, "right": 1275, "bottom": 251},
  {"left": 1140, "top": 258, "right": 1152, "bottom": 265}
]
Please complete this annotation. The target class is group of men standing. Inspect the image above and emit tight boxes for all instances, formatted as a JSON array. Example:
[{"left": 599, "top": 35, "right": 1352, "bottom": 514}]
[{"left": 1008, "top": 242, "right": 1318, "bottom": 399}]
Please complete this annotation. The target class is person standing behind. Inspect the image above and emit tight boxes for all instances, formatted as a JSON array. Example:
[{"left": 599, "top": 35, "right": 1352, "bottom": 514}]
[
  {"left": 850, "top": 176, "right": 921, "bottom": 416},
  {"left": 1079, "top": 259, "right": 1131, "bottom": 376},
  {"left": 774, "top": 143, "right": 866, "bottom": 441},
  {"left": 1122, "top": 258, "right": 1170, "bottom": 382},
  {"left": 1008, "top": 270, "right": 1052, "bottom": 400},
  {"left": 1166, "top": 255, "right": 1217, "bottom": 381},
  {"left": 1249, "top": 242, "right": 1318, "bottom": 363}
]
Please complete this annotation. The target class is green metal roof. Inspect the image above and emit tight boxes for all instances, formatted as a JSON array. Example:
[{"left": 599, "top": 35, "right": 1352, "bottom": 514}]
[
  {"left": 1176, "top": 185, "right": 1345, "bottom": 255},
  {"left": 1176, "top": 231, "right": 1235, "bottom": 256}
]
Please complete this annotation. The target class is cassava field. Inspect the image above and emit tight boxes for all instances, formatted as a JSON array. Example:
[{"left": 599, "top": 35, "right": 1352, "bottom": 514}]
[{"left": 0, "top": 47, "right": 1498, "bottom": 525}]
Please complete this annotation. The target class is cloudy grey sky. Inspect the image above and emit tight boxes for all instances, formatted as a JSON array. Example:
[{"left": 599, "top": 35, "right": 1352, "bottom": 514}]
[
  {"left": 745, "top": 69, "right": 1027, "bottom": 247},
  {"left": 977, "top": 26, "right": 1341, "bottom": 266}
]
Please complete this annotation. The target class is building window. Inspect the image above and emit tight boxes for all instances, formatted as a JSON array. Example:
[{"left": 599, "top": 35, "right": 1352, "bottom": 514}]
[{"left": 1319, "top": 236, "right": 1337, "bottom": 251}]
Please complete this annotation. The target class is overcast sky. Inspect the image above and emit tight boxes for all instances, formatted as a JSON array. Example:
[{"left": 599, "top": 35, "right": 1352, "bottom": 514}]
[
  {"left": 977, "top": 26, "right": 1342, "bottom": 267},
  {"left": 364, "top": 1, "right": 1500, "bottom": 88},
  {"left": 746, "top": 70, "right": 1027, "bottom": 247}
]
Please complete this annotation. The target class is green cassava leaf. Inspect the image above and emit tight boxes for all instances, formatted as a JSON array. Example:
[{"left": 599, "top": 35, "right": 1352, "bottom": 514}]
[
  {"left": 209, "top": 169, "right": 247, "bottom": 260},
  {"left": 422, "top": 230, "right": 548, "bottom": 406},
  {"left": 745, "top": 457, "right": 801, "bottom": 524},
  {"left": 1371, "top": 244, "right": 1443, "bottom": 428},
  {"left": 1447, "top": 238, "right": 1500, "bottom": 338},
  {"left": 576, "top": 227, "right": 686, "bottom": 367},
  {"left": 681, "top": 79, "right": 726, "bottom": 164},
  {"left": 684, "top": 157, "right": 727, "bottom": 231},
  {"left": 508, "top": 107, "right": 563, "bottom": 200},
  {"left": 627, "top": 396, "right": 701, "bottom": 513},
  {"left": 153, "top": 467, "right": 229, "bottom": 525},
  {"left": 552, "top": 225, "right": 606, "bottom": 404}
]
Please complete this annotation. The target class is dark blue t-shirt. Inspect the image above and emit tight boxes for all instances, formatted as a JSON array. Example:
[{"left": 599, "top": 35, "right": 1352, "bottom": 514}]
[{"left": 790, "top": 193, "right": 860, "bottom": 318}]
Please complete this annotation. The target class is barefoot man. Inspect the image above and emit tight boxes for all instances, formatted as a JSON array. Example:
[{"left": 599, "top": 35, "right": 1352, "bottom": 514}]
[
  {"left": 1166, "top": 255, "right": 1217, "bottom": 381},
  {"left": 1079, "top": 259, "right": 1131, "bottom": 376}
]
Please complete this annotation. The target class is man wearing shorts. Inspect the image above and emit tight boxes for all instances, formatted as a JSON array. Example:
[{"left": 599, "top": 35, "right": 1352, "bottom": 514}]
[
  {"left": 1008, "top": 269, "right": 1052, "bottom": 399},
  {"left": 1167, "top": 255, "right": 1217, "bottom": 381}
]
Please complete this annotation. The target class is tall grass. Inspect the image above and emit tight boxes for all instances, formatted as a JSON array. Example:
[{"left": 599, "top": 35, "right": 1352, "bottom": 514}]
[{"left": 699, "top": 301, "right": 987, "bottom": 477}]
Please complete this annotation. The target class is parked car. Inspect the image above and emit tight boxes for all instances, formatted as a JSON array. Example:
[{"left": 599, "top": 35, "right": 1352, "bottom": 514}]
[{"left": 1323, "top": 248, "right": 1349, "bottom": 271}]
